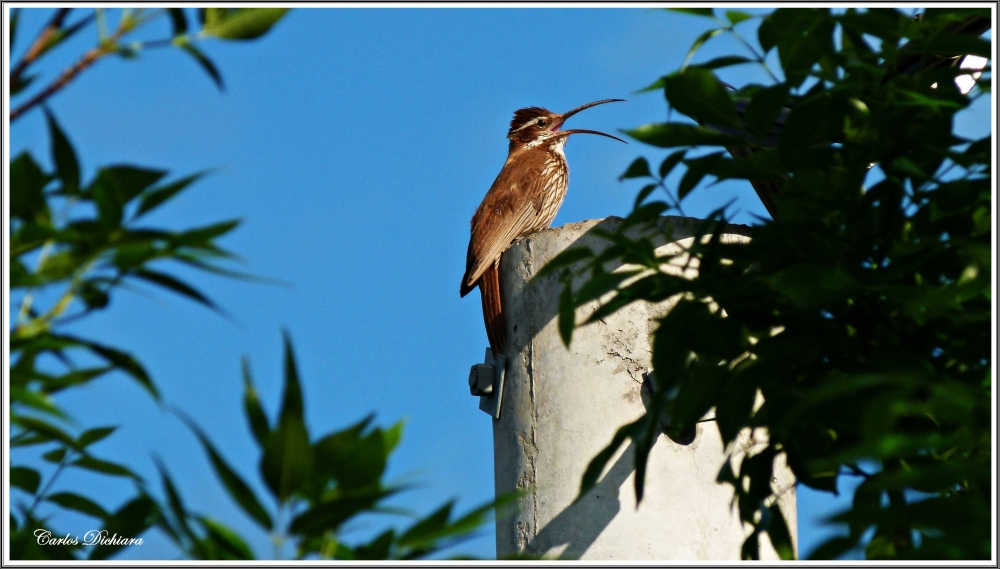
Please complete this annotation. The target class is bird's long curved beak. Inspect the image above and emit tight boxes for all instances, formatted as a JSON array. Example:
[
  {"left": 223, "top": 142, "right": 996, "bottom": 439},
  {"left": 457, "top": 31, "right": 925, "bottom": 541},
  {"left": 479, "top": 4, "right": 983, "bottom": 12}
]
[
  {"left": 551, "top": 98, "right": 626, "bottom": 143},
  {"left": 555, "top": 129, "right": 628, "bottom": 144}
]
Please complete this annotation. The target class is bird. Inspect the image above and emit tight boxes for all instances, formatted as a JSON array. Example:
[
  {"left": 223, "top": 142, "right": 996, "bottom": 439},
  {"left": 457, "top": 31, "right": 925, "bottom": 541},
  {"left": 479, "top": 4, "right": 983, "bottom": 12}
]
[{"left": 461, "top": 99, "right": 627, "bottom": 358}]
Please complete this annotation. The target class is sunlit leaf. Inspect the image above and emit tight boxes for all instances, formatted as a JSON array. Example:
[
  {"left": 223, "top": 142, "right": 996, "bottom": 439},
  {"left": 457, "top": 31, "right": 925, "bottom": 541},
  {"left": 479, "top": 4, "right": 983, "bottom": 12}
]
[{"left": 202, "top": 8, "right": 289, "bottom": 40}]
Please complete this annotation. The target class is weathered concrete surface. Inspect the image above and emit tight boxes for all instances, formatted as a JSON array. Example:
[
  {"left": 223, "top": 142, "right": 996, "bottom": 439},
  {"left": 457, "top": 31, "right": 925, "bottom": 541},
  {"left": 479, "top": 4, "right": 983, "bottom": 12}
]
[{"left": 491, "top": 216, "right": 796, "bottom": 560}]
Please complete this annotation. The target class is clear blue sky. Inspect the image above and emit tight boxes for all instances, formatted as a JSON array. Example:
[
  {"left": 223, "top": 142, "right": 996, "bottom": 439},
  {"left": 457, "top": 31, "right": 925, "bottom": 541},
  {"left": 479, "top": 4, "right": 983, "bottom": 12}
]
[{"left": 9, "top": 7, "right": 991, "bottom": 560}]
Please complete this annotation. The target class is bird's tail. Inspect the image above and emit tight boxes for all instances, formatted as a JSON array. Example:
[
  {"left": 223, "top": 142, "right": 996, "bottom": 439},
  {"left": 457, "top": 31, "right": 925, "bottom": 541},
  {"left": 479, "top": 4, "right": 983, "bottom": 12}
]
[{"left": 480, "top": 260, "right": 505, "bottom": 358}]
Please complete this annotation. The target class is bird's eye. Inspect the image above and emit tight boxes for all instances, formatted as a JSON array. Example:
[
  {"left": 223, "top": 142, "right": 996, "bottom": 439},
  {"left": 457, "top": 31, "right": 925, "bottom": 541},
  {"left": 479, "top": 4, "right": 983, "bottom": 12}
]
[{"left": 537, "top": 119, "right": 548, "bottom": 128}]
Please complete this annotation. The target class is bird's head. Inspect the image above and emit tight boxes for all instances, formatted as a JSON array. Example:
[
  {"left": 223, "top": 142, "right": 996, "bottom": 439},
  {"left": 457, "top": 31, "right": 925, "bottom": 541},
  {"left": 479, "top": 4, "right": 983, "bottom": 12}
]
[{"left": 506, "top": 99, "right": 627, "bottom": 149}]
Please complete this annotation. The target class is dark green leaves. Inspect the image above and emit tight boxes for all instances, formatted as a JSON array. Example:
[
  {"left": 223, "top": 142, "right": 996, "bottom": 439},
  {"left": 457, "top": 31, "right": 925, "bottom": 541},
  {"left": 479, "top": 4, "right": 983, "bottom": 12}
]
[
  {"left": 664, "top": 69, "right": 742, "bottom": 130},
  {"left": 168, "top": 8, "right": 188, "bottom": 35},
  {"left": 742, "top": 84, "right": 789, "bottom": 137},
  {"left": 88, "top": 166, "right": 166, "bottom": 228},
  {"left": 44, "top": 108, "right": 80, "bottom": 193},
  {"left": 570, "top": 6, "right": 992, "bottom": 561},
  {"left": 10, "top": 152, "right": 51, "bottom": 222},
  {"left": 87, "top": 496, "right": 157, "bottom": 560},
  {"left": 619, "top": 157, "right": 651, "bottom": 180},
  {"left": 46, "top": 492, "right": 109, "bottom": 520},
  {"left": 176, "top": 40, "right": 223, "bottom": 91},
  {"left": 11, "top": 467, "right": 41, "bottom": 494},
  {"left": 177, "top": 411, "right": 273, "bottom": 530},
  {"left": 260, "top": 333, "right": 313, "bottom": 501},
  {"left": 241, "top": 358, "right": 270, "bottom": 445}
]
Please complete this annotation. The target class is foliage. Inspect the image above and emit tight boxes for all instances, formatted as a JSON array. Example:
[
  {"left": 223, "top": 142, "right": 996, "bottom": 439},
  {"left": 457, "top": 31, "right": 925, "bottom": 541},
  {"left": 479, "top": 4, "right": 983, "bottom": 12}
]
[
  {"left": 9, "top": 97, "right": 245, "bottom": 563},
  {"left": 10, "top": 8, "right": 499, "bottom": 560},
  {"left": 10, "top": 8, "right": 290, "bottom": 120},
  {"left": 152, "top": 334, "right": 507, "bottom": 560},
  {"left": 543, "top": 7, "right": 991, "bottom": 560}
]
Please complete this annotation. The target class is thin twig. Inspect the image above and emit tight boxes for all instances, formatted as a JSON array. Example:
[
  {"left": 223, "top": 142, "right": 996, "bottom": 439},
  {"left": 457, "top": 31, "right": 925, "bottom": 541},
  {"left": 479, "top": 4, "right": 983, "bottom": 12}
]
[
  {"left": 9, "top": 19, "right": 135, "bottom": 123},
  {"left": 11, "top": 47, "right": 105, "bottom": 122},
  {"left": 10, "top": 8, "right": 71, "bottom": 85},
  {"left": 28, "top": 452, "right": 73, "bottom": 515}
]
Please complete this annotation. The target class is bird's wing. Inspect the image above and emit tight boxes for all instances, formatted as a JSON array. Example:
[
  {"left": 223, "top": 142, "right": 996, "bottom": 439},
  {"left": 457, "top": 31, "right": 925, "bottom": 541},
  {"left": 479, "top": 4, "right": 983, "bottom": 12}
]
[{"left": 461, "top": 152, "right": 546, "bottom": 293}]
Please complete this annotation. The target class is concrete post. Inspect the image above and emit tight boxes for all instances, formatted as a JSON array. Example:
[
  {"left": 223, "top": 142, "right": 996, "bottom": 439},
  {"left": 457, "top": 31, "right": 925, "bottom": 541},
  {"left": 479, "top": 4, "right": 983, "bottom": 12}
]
[{"left": 488, "top": 215, "right": 797, "bottom": 560}]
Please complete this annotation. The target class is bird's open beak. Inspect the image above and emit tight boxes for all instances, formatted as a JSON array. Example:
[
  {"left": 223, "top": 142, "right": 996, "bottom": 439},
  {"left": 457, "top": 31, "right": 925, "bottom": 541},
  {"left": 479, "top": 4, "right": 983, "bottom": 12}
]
[{"left": 551, "top": 98, "right": 627, "bottom": 143}]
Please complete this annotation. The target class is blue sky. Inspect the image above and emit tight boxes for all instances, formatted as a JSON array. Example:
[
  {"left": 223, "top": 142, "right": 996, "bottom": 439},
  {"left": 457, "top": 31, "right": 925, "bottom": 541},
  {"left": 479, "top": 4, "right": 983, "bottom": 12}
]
[{"left": 8, "top": 7, "right": 991, "bottom": 560}]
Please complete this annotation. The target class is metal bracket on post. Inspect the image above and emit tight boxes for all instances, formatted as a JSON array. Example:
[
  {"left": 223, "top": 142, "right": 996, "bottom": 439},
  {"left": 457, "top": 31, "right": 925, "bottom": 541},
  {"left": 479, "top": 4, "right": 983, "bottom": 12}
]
[{"left": 469, "top": 348, "right": 505, "bottom": 419}]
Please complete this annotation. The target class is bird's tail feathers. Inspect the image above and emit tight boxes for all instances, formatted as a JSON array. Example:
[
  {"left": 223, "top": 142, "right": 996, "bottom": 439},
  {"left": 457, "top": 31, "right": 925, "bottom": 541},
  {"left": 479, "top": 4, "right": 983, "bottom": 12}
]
[{"left": 480, "top": 261, "right": 505, "bottom": 357}]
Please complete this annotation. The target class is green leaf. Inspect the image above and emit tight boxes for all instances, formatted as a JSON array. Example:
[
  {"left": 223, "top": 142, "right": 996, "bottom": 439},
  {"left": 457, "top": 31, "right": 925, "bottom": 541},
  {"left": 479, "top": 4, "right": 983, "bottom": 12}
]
[
  {"left": 11, "top": 466, "right": 41, "bottom": 494},
  {"left": 808, "top": 536, "right": 858, "bottom": 560},
  {"left": 11, "top": 72, "right": 35, "bottom": 96},
  {"left": 279, "top": 331, "right": 305, "bottom": 422},
  {"left": 13, "top": 415, "right": 78, "bottom": 448},
  {"left": 665, "top": 69, "right": 742, "bottom": 130},
  {"left": 261, "top": 418, "right": 313, "bottom": 502},
  {"left": 289, "top": 487, "right": 395, "bottom": 536},
  {"left": 624, "top": 123, "right": 748, "bottom": 148},
  {"left": 659, "top": 149, "right": 688, "bottom": 178},
  {"left": 88, "top": 166, "right": 167, "bottom": 228},
  {"left": 77, "top": 426, "right": 117, "bottom": 448},
  {"left": 10, "top": 387, "right": 68, "bottom": 420},
  {"left": 96, "top": 165, "right": 168, "bottom": 203},
  {"left": 10, "top": 151, "right": 51, "bottom": 222},
  {"left": 682, "top": 28, "right": 725, "bottom": 69},
  {"left": 153, "top": 456, "right": 195, "bottom": 541},
  {"left": 175, "top": 411, "right": 273, "bottom": 530},
  {"left": 312, "top": 415, "right": 392, "bottom": 490},
  {"left": 725, "top": 10, "right": 753, "bottom": 26},
  {"left": 635, "top": 76, "right": 665, "bottom": 94},
  {"left": 87, "top": 496, "right": 157, "bottom": 560},
  {"left": 80, "top": 338, "right": 160, "bottom": 400},
  {"left": 241, "top": 358, "right": 270, "bottom": 446},
  {"left": 175, "top": 40, "right": 224, "bottom": 91},
  {"left": 173, "top": 219, "right": 241, "bottom": 246},
  {"left": 135, "top": 171, "right": 208, "bottom": 218},
  {"left": 766, "top": 504, "right": 796, "bottom": 560},
  {"left": 398, "top": 501, "right": 453, "bottom": 547},
  {"left": 619, "top": 157, "right": 651, "bottom": 180},
  {"left": 742, "top": 83, "right": 790, "bottom": 137},
  {"left": 678, "top": 152, "right": 724, "bottom": 199},
  {"left": 46, "top": 492, "right": 109, "bottom": 520},
  {"left": 690, "top": 55, "right": 753, "bottom": 71},
  {"left": 43, "top": 448, "right": 67, "bottom": 463},
  {"left": 10, "top": 7, "right": 20, "bottom": 49},
  {"left": 43, "top": 107, "right": 80, "bottom": 193},
  {"left": 132, "top": 269, "right": 222, "bottom": 314},
  {"left": 202, "top": 8, "right": 289, "bottom": 40},
  {"left": 71, "top": 456, "right": 138, "bottom": 478},
  {"left": 197, "top": 516, "right": 255, "bottom": 560},
  {"left": 383, "top": 420, "right": 404, "bottom": 454},
  {"left": 714, "top": 370, "right": 758, "bottom": 445},
  {"left": 167, "top": 8, "right": 188, "bottom": 35}
]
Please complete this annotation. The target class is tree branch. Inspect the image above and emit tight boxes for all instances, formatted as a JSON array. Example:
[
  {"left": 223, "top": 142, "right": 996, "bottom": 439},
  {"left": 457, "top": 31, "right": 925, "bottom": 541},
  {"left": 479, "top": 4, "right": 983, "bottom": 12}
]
[
  {"left": 10, "top": 46, "right": 106, "bottom": 122},
  {"left": 10, "top": 8, "right": 72, "bottom": 85}
]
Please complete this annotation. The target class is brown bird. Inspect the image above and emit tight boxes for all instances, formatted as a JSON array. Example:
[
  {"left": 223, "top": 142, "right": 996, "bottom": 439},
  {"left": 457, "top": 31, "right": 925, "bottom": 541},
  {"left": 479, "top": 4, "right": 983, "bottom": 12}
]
[{"left": 461, "top": 99, "right": 626, "bottom": 357}]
